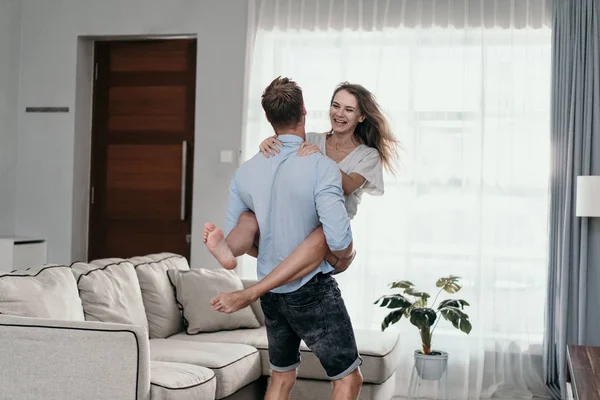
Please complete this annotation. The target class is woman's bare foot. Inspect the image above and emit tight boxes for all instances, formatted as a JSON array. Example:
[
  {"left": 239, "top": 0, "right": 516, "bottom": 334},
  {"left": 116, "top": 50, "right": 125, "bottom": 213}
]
[
  {"left": 203, "top": 223, "right": 237, "bottom": 270},
  {"left": 210, "top": 289, "right": 257, "bottom": 314}
]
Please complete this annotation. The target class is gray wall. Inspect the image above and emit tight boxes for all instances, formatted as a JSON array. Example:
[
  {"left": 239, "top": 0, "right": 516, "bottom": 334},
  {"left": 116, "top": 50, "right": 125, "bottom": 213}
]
[
  {"left": 14, "top": 0, "right": 250, "bottom": 267},
  {"left": 0, "top": 0, "right": 21, "bottom": 236}
]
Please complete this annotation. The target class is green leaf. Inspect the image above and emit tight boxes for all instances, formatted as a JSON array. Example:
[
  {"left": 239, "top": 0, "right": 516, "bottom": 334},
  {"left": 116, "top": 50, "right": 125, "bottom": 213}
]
[
  {"left": 439, "top": 306, "right": 472, "bottom": 334},
  {"left": 403, "top": 298, "right": 428, "bottom": 317},
  {"left": 404, "top": 287, "right": 431, "bottom": 301},
  {"left": 459, "top": 318, "right": 472, "bottom": 334},
  {"left": 409, "top": 308, "right": 437, "bottom": 330},
  {"left": 437, "top": 299, "right": 469, "bottom": 310},
  {"left": 390, "top": 280, "right": 414, "bottom": 290},
  {"left": 436, "top": 275, "right": 462, "bottom": 293},
  {"left": 381, "top": 309, "right": 405, "bottom": 331},
  {"left": 374, "top": 293, "right": 413, "bottom": 309}
]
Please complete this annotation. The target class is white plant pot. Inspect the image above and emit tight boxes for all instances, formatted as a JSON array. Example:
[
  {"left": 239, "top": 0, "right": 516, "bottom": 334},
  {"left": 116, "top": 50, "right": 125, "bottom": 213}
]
[{"left": 413, "top": 350, "right": 448, "bottom": 381}]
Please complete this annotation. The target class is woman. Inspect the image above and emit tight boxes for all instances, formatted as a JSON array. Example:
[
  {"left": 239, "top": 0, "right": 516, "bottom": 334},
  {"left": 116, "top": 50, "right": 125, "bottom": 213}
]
[{"left": 204, "top": 82, "right": 399, "bottom": 313}]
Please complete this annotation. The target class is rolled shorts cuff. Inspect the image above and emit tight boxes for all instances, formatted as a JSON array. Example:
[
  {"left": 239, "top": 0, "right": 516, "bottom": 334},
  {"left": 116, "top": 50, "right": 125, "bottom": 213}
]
[
  {"left": 270, "top": 360, "right": 301, "bottom": 373},
  {"left": 328, "top": 356, "right": 363, "bottom": 381}
]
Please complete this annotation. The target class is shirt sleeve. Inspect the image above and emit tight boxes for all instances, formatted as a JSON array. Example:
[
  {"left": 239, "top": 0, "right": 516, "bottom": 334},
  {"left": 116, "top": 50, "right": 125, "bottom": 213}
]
[
  {"left": 352, "top": 148, "right": 384, "bottom": 196},
  {"left": 314, "top": 158, "right": 353, "bottom": 251},
  {"left": 224, "top": 171, "right": 250, "bottom": 237}
]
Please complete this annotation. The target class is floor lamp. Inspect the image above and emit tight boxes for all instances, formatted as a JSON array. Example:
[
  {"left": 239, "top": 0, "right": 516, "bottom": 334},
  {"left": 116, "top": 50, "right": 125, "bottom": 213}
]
[{"left": 576, "top": 176, "right": 600, "bottom": 218}]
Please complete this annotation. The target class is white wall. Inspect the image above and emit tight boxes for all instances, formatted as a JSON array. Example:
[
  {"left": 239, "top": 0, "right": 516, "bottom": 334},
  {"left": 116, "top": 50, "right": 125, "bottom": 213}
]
[
  {"left": 16, "top": 0, "right": 249, "bottom": 266},
  {"left": 0, "top": 0, "right": 21, "bottom": 236}
]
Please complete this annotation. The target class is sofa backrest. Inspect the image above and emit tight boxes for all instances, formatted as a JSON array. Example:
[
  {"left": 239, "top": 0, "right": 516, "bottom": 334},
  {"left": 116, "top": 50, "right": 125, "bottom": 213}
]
[{"left": 1, "top": 253, "right": 265, "bottom": 337}]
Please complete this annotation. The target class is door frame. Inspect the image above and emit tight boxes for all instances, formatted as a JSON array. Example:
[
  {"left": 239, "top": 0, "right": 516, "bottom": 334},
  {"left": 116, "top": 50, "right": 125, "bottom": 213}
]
[{"left": 71, "top": 35, "right": 197, "bottom": 262}]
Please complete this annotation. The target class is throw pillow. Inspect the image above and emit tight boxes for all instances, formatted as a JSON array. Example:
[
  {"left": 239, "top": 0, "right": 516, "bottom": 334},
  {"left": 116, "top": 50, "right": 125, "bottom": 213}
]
[
  {"left": 130, "top": 253, "right": 189, "bottom": 338},
  {"left": 0, "top": 265, "right": 85, "bottom": 320},
  {"left": 71, "top": 258, "right": 148, "bottom": 332},
  {"left": 167, "top": 268, "right": 260, "bottom": 334}
]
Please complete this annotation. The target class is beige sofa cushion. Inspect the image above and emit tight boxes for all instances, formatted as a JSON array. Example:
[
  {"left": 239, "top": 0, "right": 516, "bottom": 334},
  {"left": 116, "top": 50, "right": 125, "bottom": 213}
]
[
  {"left": 151, "top": 361, "right": 216, "bottom": 400},
  {"left": 0, "top": 265, "right": 84, "bottom": 321},
  {"left": 130, "top": 253, "right": 189, "bottom": 339},
  {"left": 71, "top": 258, "right": 148, "bottom": 331},
  {"left": 170, "top": 327, "right": 399, "bottom": 384},
  {"left": 151, "top": 339, "right": 261, "bottom": 399},
  {"left": 167, "top": 268, "right": 260, "bottom": 334},
  {"left": 169, "top": 328, "right": 267, "bottom": 349}
]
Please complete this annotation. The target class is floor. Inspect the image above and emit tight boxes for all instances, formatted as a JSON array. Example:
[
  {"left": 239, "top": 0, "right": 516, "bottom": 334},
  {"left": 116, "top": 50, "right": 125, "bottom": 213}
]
[{"left": 392, "top": 397, "right": 548, "bottom": 400}]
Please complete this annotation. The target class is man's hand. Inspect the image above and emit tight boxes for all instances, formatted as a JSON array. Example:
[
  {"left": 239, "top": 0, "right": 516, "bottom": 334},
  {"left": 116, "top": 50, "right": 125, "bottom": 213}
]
[{"left": 327, "top": 250, "right": 357, "bottom": 275}]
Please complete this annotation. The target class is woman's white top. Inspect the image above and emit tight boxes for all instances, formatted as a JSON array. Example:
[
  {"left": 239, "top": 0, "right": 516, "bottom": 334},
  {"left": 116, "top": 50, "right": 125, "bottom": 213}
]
[{"left": 306, "top": 132, "right": 384, "bottom": 220}]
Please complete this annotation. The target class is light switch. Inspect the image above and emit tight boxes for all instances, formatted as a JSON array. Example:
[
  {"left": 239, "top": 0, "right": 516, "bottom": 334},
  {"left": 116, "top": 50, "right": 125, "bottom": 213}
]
[{"left": 220, "top": 150, "right": 234, "bottom": 163}]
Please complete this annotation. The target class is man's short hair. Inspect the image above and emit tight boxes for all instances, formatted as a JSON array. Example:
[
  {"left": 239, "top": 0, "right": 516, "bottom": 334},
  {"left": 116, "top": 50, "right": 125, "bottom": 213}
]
[{"left": 261, "top": 76, "right": 304, "bottom": 130}]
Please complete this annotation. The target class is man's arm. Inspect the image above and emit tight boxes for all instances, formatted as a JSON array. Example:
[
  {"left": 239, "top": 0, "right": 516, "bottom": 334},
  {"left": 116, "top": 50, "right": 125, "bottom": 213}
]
[
  {"left": 224, "top": 172, "right": 250, "bottom": 239},
  {"left": 314, "top": 159, "right": 354, "bottom": 261}
]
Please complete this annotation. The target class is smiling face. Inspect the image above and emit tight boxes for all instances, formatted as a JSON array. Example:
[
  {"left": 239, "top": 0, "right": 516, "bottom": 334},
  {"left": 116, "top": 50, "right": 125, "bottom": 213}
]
[{"left": 329, "top": 89, "right": 365, "bottom": 136}]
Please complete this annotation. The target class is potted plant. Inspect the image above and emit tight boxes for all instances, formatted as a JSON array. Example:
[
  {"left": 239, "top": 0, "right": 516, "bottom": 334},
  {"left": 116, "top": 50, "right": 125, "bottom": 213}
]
[{"left": 374, "top": 275, "right": 472, "bottom": 380}]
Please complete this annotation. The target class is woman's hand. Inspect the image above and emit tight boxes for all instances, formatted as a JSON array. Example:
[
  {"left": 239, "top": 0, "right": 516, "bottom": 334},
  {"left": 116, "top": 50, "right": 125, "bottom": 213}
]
[
  {"left": 298, "top": 142, "right": 321, "bottom": 156},
  {"left": 259, "top": 135, "right": 283, "bottom": 158}
]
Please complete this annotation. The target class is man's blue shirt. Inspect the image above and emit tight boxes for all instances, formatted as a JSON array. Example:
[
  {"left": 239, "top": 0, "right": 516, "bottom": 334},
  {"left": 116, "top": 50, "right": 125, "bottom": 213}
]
[{"left": 224, "top": 134, "right": 352, "bottom": 293}]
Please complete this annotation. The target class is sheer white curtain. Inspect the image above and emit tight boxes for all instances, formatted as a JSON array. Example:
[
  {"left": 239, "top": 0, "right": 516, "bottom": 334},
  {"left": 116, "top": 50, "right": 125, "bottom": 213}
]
[{"left": 239, "top": 1, "right": 552, "bottom": 398}]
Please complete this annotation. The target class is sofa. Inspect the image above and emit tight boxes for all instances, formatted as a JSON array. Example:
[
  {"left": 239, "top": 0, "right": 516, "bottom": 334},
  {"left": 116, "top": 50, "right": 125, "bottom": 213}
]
[{"left": 0, "top": 253, "right": 400, "bottom": 400}]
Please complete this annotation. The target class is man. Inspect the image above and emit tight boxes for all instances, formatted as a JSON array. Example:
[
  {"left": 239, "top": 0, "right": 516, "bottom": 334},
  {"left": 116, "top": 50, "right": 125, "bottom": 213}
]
[{"left": 205, "top": 77, "right": 363, "bottom": 400}]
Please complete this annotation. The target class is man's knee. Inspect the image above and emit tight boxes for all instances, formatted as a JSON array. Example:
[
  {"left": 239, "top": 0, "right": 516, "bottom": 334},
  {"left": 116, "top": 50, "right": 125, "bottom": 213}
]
[{"left": 333, "top": 368, "right": 363, "bottom": 390}]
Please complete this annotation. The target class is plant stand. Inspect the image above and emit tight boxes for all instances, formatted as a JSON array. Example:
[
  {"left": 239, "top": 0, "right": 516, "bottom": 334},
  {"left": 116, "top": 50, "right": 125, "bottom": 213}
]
[{"left": 407, "top": 350, "right": 449, "bottom": 400}]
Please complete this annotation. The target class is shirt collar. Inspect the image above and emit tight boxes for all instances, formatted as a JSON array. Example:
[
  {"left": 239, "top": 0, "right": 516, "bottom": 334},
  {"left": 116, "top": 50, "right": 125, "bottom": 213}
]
[{"left": 277, "top": 134, "right": 304, "bottom": 144}]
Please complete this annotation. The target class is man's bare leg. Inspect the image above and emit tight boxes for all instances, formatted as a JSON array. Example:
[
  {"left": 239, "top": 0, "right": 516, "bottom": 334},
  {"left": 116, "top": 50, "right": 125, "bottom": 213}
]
[
  {"left": 203, "top": 212, "right": 259, "bottom": 270},
  {"left": 331, "top": 368, "right": 363, "bottom": 400},
  {"left": 265, "top": 370, "right": 296, "bottom": 400}
]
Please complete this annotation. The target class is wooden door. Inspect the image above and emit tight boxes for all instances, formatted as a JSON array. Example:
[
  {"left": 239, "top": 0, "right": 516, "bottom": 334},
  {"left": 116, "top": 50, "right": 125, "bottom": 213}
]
[{"left": 89, "top": 39, "right": 196, "bottom": 260}]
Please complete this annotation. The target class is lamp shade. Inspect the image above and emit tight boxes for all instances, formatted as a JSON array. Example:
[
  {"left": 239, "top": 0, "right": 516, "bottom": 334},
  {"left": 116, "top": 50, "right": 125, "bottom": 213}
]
[{"left": 576, "top": 176, "right": 600, "bottom": 217}]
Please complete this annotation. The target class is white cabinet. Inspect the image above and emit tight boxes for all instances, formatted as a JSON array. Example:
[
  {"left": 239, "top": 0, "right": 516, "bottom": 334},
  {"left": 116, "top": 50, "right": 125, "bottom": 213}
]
[
  {"left": 567, "top": 382, "right": 574, "bottom": 400},
  {"left": 0, "top": 237, "right": 47, "bottom": 272}
]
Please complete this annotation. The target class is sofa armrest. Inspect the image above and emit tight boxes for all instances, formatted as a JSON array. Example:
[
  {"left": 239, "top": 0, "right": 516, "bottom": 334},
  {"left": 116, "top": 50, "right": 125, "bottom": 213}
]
[
  {"left": 241, "top": 278, "right": 265, "bottom": 326},
  {"left": 0, "top": 314, "right": 151, "bottom": 400}
]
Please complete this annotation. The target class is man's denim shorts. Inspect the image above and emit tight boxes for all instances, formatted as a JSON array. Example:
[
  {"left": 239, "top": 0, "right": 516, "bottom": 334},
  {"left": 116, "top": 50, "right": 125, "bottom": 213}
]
[{"left": 259, "top": 272, "right": 363, "bottom": 380}]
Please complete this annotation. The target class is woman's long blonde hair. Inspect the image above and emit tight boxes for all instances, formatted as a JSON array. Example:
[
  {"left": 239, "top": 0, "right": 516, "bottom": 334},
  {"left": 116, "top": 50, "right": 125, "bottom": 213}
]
[{"left": 330, "top": 82, "right": 400, "bottom": 173}]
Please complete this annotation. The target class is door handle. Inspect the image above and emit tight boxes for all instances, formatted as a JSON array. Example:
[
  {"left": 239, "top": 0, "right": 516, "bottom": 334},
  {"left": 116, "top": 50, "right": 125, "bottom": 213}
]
[{"left": 180, "top": 140, "right": 187, "bottom": 221}]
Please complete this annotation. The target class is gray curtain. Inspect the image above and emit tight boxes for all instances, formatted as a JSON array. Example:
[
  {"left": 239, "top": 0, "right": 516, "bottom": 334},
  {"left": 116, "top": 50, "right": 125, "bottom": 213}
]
[{"left": 544, "top": 0, "right": 600, "bottom": 398}]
